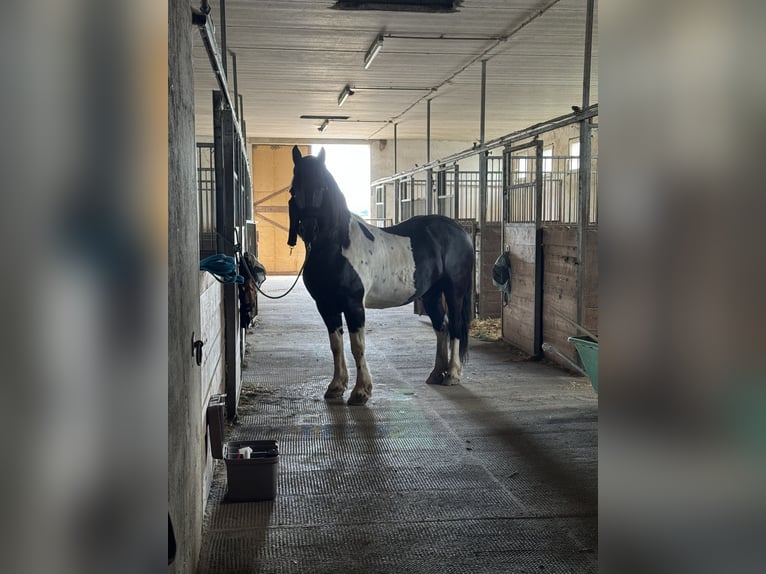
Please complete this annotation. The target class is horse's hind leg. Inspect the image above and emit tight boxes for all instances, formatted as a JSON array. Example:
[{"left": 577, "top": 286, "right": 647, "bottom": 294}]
[
  {"left": 443, "top": 289, "right": 466, "bottom": 386},
  {"left": 344, "top": 303, "right": 372, "bottom": 406},
  {"left": 422, "top": 291, "right": 449, "bottom": 385},
  {"left": 321, "top": 311, "right": 348, "bottom": 399},
  {"left": 443, "top": 337, "right": 463, "bottom": 386}
]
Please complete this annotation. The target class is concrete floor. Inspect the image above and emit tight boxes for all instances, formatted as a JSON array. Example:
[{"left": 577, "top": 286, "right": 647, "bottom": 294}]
[{"left": 197, "top": 276, "right": 598, "bottom": 574}]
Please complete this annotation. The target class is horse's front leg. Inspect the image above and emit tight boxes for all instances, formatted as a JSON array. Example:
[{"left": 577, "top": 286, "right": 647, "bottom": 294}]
[
  {"left": 345, "top": 305, "right": 372, "bottom": 406},
  {"left": 348, "top": 327, "right": 373, "bottom": 405},
  {"left": 321, "top": 312, "right": 348, "bottom": 399}
]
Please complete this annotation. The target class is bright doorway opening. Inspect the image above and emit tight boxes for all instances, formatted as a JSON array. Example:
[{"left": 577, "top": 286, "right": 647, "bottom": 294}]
[{"left": 311, "top": 144, "right": 371, "bottom": 218}]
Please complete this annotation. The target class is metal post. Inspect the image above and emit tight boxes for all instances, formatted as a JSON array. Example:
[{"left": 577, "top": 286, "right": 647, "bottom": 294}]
[
  {"left": 426, "top": 99, "right": 431, "bottom": 164},
  {"left": 393, "top": 122, "right": 398, "bottom": 173},
  {"left": 453, "top": 164, "right": 460, "bottom": 219},
  {"left": 394, "top": 180, "right": 400, "bottom": 224},
  {"left": 213, "top": 92, "right": 226, "bottom": 254},
  {"left": 426, "top": 168, "right": 433, "bottom": 215},
  {"left": 231, "top": 51, "right": 238, "bottom": 120},
  {"left": 478, "top": 59, "right": 488, "bottom": 229},
  {"left": 479, "top": 60, "right": 488, "bottom": 316},
  {"left": 219, "top": 0, "right": 228, "bottom": 77},
  {"left": 533, "top": 140, "right": 544, "bottom": 357},
  {"left": 480, "top": 60, "right": 487, "bottom": 145},
  {"left": 576, "top": 0, "right": 595, "bottom": 328},
  {"left": 478, "top": 58, "right": 488, "bottom": 227},
  {"left": 394, "top": 123, "right": 399, "bottom": 223},
  {"left": 383, "top": 184, "right": 387, "bottom": 223},
  {"left": 213, "top": 90, "right": 239, "bottom": 418},
  {"left": 502, "top": 144, "right": 510, "bottom": 224}
]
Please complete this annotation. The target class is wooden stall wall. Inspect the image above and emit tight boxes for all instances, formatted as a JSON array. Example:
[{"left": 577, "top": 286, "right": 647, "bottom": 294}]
[
  {"left": 252, "top": 145, "right": 310, "bottom": 275},
  {"left": 198, "top": 271, "right": 224, "bottom": 508},
  {"left": 501, "top": 224, "right": 538, "bottom": 355},
  {"left": 542, "top": 226, "right": 599, "bottom": 365}
]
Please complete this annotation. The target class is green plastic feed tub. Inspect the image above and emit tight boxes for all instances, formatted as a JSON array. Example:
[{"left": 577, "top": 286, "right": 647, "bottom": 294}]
[{"left": 568, "top": 336, "right": 599, "bottom": 394}]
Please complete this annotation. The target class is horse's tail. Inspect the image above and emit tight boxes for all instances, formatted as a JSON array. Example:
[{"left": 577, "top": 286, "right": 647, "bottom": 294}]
[{"left": 459, "top": 291, "right": 471, "bottom": 363}]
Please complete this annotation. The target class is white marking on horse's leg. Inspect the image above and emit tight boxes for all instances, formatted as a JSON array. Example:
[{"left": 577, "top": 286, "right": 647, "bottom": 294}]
[
  {"left": 443, "top": 338, "right": 463, "bottom": 386},
  {"left": 426, "top": 326, "right": 449, "bottom": 385},
  {"left": 324, "top": 328, "right": 348, "bottom": 399},
  {"left": 348, "top": 328, "right": 372, "bottom": 405}
]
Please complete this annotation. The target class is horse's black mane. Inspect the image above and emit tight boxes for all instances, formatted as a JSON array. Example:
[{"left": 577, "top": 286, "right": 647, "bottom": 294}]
[{"left": 320, "top": 165, "right": 352, "bottom": 248}]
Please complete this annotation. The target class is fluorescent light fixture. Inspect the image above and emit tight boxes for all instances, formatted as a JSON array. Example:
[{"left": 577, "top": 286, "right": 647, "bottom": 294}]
[
  {"left": 363, "top": 35, "right": 383, "bottom": 70},
  {"left": 318, "top": 119, "right": 330, "bottom": 132},
  {"left": 300, "top": 114, "right": 349, "bottom": 120},
  {"left": 337, "top": 85, "right": 354, "bottom": 107}
]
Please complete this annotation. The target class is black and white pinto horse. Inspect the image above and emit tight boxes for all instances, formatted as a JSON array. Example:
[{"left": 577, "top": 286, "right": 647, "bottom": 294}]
[{"left": 288, "top": 146, "right": 474, "bottom": 405}]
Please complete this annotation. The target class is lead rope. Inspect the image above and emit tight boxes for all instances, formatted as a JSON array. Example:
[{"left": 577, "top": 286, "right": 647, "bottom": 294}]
[
  {"left": 245, "top": 245, "right": 310, "bottom": 300},
  {"left": 215, "top": 228, "right": 309, "bottom": 300},
  {"left": 252, "top": 259, "right": 306, "bottom": 299}
]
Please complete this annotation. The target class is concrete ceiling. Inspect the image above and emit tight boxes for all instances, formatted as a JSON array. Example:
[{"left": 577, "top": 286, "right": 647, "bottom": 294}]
[{"left": 192, "top": 0, "right": 597, "bottom": 143}]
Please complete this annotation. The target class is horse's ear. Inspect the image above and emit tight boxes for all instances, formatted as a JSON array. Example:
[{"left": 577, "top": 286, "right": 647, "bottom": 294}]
[
  {"left": 292, "top": 145, "right": 302, "bottom": 165},
  {"left": 317, "top": 147, "right": 326, "bottom": 164}
]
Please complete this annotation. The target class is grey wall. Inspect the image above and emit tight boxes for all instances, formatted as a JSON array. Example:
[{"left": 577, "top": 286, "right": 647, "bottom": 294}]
[
  {"left": 370, "top": 139, "right": 477, "bottom": 183},
  {"left": 169, "top": 1, "right": 204, "bottom": 572}
]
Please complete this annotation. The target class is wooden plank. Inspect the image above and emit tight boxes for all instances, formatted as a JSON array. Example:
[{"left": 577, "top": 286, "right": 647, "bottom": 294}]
[
  {"left": 254, "top": 205, "right": 289, "bottom": 213},
  {"left": 500, "top": 224, "right": 537, "bottom": 350},
  {"left": 253, "top": 184, "right": 291, "bottom": 207},
  {"left": 539, "top": 225, "right": 599, "bottom": 370}
]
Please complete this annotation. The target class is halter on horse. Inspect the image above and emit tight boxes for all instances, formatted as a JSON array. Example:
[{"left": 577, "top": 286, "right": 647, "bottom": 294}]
[{"left": 288, "top": 146, "right": 474, "bottom": 405}]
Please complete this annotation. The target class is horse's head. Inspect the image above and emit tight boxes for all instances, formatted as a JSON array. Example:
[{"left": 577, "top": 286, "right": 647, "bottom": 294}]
[{"left": 288, "top": 146, "right": 349, "bottom": 249}]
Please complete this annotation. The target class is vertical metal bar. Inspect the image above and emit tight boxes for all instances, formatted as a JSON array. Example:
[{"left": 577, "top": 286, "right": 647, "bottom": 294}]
[
  {"left": 231, "top": 51, "right": 238, "bottom": 120},
  {"left": 393, "top": 122, "right": 398, "bottom": 173},
  {"left": 453, "top": 164, "right": 460, "bottom": 219},
  {"left": 534, "top": 140, "right": 544, "bottom": 357},
  {"left": 535, "top": 142, "right": 544, "bottom": 228},
  {"left": 480, "top": 60, "right": 487, "bottom": 145},
  {"left": 426, "top": 100, "right": 431, "bottom": 164},
  {"left": 219, "top": 0, "right": 228, "bottom": 78},
  {"left": 197, "top": 144, "right": 205, "bottom": 256},
  {"left": 213, "top": 92, "right": 226, "bottom": 254},
  {"left": 478, "top": 58, "right": 489, "bottom": 315},
  {"left": 215, "top": 90, "right": 239, "bottom": 419},
  {"left": 479, "top": 153, "right": 488, "bottom": 230},
  {"left": 477, "top": 152, "right": 487, "bottom": 317},
  {"left": 502, "top": 146, "right": 509, "bottom": 225},
  {"left": 576, "top": 0, "right": 595, "bottom": 328},
  {"left": 426, "top": 168, "right": 433, "bottom": 215},
  {"left": 582, "top": 0, "right": 594, "bottom": 111},
  {"left": 241, "top": 111, "right": 247, "bottom": 143},
  {"left": 383, "top": 183, "right": 387, "bottom": 223},
  {"left": 393, "top": 123, "right": 399, "bottom": 223},
  {"left": 394, "top": 180, "right": 400, "bottom": 223}
]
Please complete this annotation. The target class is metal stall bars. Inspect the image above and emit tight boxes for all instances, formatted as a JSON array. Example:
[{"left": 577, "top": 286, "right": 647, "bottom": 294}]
[
  {"left": 367, "top": 184, "right": 392, "bottom": 228},
  {"left": 197, "top": 143, "right": 217, "bottom": 257},
  {"left": 412, "top": 176, "right": 427, "bottom": 217},
  {"left": 399, "top": 177, "right": 411, "bottom": 221},
  {"left": 436, "top": 166, "right": 453, "bottom": 218}
]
